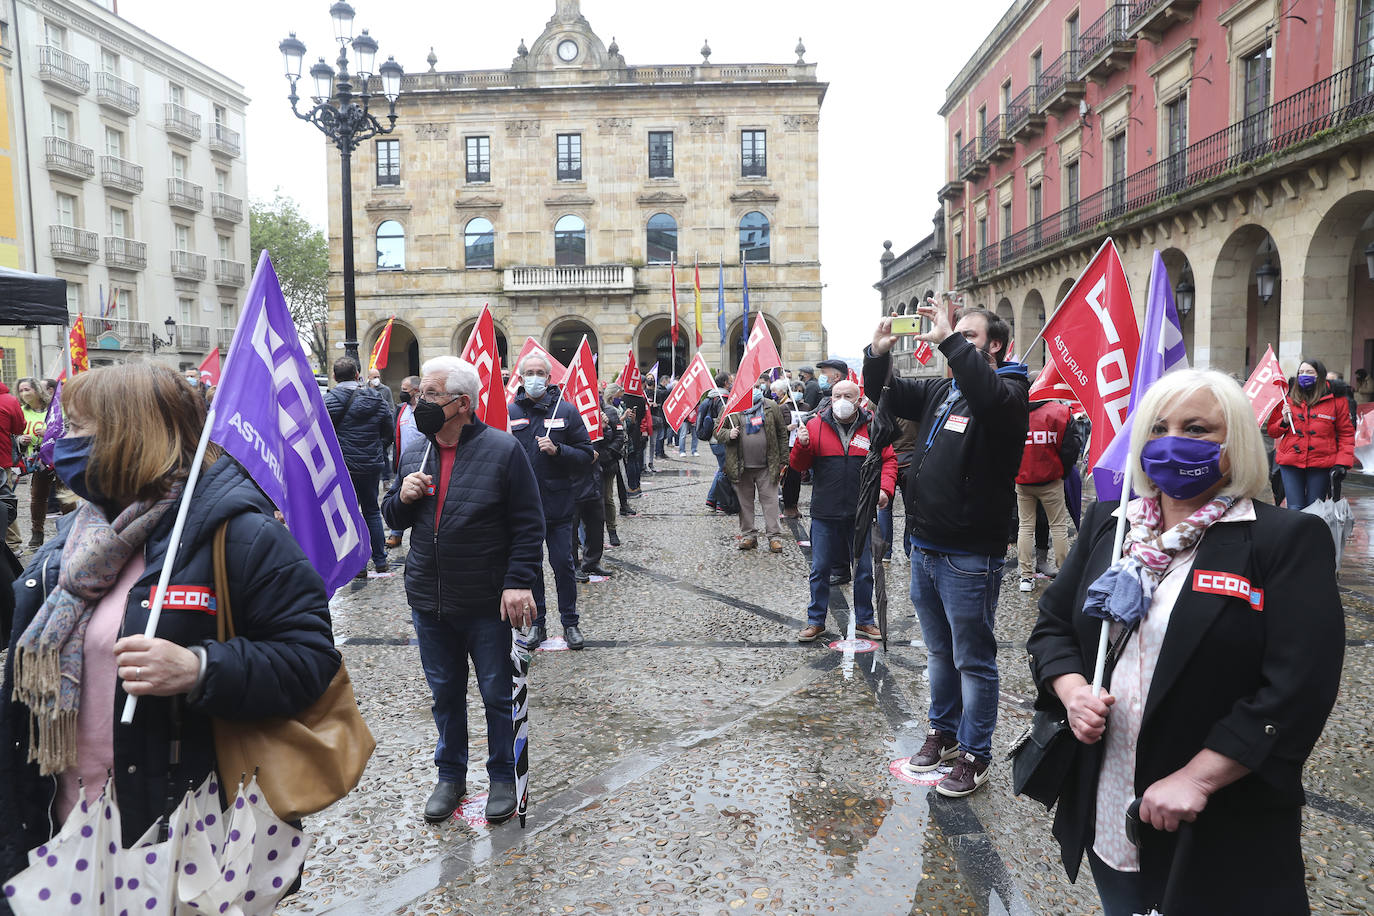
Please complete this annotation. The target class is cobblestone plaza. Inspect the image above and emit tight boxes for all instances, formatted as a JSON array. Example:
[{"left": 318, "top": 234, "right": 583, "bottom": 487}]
[{"left": 251, "top": 455, "right": 1374, "bottom": 915}]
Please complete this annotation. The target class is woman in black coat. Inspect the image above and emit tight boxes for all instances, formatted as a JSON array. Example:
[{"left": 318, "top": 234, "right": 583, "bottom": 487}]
[
  {"left": 0, "top": 363, "right": 339, "bottom": 901},
  {"left": 1027, "top": 368, "right": 1344, "bottom": 915}
]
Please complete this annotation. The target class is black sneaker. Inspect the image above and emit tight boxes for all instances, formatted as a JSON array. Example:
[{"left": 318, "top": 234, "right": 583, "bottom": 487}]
[
  {"left": 607, "top": 530, "right": 621, "bottom": 547},
  {"left": 900, "top": 728, "right": 959, "bottom": 775},
  {"left": 935, "top": 752, "right": 991, "bottom": 798},
  {"left": 574, "top": 569, "right": 591, "bottom": 583}
]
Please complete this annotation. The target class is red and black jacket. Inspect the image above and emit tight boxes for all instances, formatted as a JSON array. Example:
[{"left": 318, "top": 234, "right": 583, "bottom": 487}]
[{"left": 788, "top": 406, "right": 897, "bottom": 521}]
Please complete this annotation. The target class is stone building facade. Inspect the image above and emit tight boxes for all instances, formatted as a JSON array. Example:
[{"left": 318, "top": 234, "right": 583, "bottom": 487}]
[
  {"left": 874, "top": 210, "right": 947, "bottom": 378},
  {"left": 325, "top": 0, "right": 827, "bottom": 384},
  {"left": 941, "top": 0, "right": 1374, "bottom": 380}
]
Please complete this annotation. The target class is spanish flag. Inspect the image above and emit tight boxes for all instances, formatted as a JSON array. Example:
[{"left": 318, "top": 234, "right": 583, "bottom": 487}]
[
  {"left": 369, "top": 316, "right": 395, "bottom": 371},
  {"left": 69, "top": 314, "right": 89, "bottom": 374},
  {"left": 693, "top": 257, "right": 703, "bottom": 348}
]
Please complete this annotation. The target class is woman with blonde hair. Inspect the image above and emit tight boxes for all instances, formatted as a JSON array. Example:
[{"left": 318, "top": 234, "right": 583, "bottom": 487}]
[
  {"left": 1028, "top": 368, "right": 1344, "bottom": 915},
  {"left": 0, "top": 362, "right": 339, "bottom": 903}
]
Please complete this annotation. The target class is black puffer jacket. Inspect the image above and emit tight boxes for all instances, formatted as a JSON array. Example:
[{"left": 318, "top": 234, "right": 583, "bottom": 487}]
[
  {"left": 325, "top": 381, "right": 393, "bottom": 474},
  {"left": 382, "top": 420, "right": 544, "bottom": 618},
  {"left": 0, "top": 457, "right": 339, "bottom": 893}
]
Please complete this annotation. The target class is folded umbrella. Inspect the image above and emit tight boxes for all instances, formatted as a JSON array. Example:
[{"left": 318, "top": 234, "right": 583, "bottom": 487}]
[
  {"left": 852, "top": 376, "right": 900, "bottom": 651},
  {"left": 512, "top": 626, "right": 533, "bottom": 827}
]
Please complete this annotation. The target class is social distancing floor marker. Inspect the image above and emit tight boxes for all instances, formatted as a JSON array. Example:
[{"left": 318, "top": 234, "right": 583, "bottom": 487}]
[
  {"left": 453, "top": 794, "right": 488, "bottom": 828},
  {"left": 367, "top": 571, "right": 394, "bottom": 578},
  {"left": 536, "top": 637, "right": 569, "bottom": 652},
  {"left": 828, "top": 639, "right": 877, "bottom": 653},
  {"left": 889, "top": 757, "right": 953, "bottom": 787}
]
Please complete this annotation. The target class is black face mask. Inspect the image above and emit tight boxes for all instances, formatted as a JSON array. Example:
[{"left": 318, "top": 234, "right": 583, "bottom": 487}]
[
  {"left": 398, "top": 391, "right": 412, "bottom": 404},
  {"left": 413, "top": 398, "right": 453, "bottom": 436}
]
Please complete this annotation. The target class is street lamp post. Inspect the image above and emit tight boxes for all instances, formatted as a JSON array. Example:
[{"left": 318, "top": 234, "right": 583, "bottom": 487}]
[{"left": 279, "top": 2, "right": 403, "bottom": 365}]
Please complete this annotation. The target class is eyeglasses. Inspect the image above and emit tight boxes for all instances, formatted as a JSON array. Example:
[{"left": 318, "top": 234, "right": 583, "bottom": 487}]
[{"left": 416, "top": 391, "right": 457, "bottom": 406}]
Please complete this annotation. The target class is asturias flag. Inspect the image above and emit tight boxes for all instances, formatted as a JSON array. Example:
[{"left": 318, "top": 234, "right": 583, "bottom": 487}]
[{"left": 69, "top": 315, "right": 89, "bottom": 374}]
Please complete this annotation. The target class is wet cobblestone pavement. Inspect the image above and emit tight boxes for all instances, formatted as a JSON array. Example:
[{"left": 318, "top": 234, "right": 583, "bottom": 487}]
[{"left": 11, "top": 461, "right": 1371, "bottom": 913}]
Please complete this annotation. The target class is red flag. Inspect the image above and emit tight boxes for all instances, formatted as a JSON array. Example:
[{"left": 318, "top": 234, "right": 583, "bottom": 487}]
[
  {"left": 506, "top": 337, "right": 568, "bottom": 403},
  {"left": 198, "top": 349, "right": 221, "bottom": 386},
  {"left": 69, "top": 315, "right": 89, "bottom": 374},
  {"left": 617, "top": 349, "right": 646, "bottom": 398},
  {"left": 369, "top": 316, "right": 395, "bottom": 371},
  {"left": 719, "top": 315, "right": 783, "bottom": 425},
  {"left": 846, "top": 368, "right": 866, "bottom": 399},
  {"left": 1039, "top": 239, "right": 1139, "bottom": 469},
  {"left": 559, "top": 337, "right": 604, "bottom": 442},
  {"left": 460, "top": 304, "right": 509, "bottom": 432},
  {"left": 663, "top": 353, "right": 713, "bottom": 431},
  {"left": 913, "top": 340, "right": 934, "bottom": 366},
  {"left": 1241, "top": 345, "right": 1290, "bottom": 425},
  {"left": 670, "top": 258, "right": 680, "bottom": 346}
]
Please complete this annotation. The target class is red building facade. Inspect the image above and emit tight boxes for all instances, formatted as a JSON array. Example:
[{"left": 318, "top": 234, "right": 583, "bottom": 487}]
[{"left": 941, "top": 0, "right": 1374, "bottom": 378}]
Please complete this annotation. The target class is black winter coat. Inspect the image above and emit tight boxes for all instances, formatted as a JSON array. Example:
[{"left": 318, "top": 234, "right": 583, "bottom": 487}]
[
  {"left": 0, "top": 457, "right": 339, "bottom": 893},
  {"left": 1027, "top": 499, "right": 1344, "bottom": 913},
  {"left": 598, "top": 406, "right": 627, "bottom": 470},
  {"left": 382, "top": 419, "right": 544, "bottom": 618},
  {"left": 507, "top": 386, "right": 595, "bottom": 522},
  {"left": 863, "top": 337, "right": 1030, "bottom": 557},
  {"left": 325, "top": 382, "right": 393, "bottom": 474}
]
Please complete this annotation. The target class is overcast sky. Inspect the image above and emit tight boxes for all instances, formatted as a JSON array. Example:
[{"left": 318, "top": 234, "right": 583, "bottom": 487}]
[{"left": 115, "top": 0, "right": 1008, "bottom": 357}]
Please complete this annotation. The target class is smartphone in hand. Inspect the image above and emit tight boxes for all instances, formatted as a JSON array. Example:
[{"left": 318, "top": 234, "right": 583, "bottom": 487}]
[{"left": 890, "top": 315, "right": 923, "bottom": 335}]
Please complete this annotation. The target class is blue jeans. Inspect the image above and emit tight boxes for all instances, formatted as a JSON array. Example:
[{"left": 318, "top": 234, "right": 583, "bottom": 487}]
[
  {"left": 349, "top": 469, "right": 387, "bottom": 565},
  {"left": 625, "top": 442, "right": 643, "bottom": 491},
  {"left": 1278, "top": 465, "right": 1330, "bottom": 510},
  {"left": 678, "top": 425, "right": 698, "bottom": 455},
  {"left": 909, "top": 543, "right": 1005, "bottom": 760},
  {"left": 532, "top": 518, "right": 578, "bottom": 628},
  {"left": 708, "top": 442, "right": 728, "bottom": 504},
  {"left": 809, "top": 517, "right": 875, "bottom": 627},
  {"left": 410, "top": 610, "right": 516, "bottom": 783}
]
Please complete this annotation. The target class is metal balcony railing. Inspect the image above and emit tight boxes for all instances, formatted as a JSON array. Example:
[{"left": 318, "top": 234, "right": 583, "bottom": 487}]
[
  {"left": 170, "top": 249, "right": 207, "bottom": 280},
  {"left": 1038, "top": 49, "right": 1085, "bottom": 112},
  {"left": 211, "top": 192, "right": 243, "bottom": 222},
  {"left": 84, "top": 316, "right": 150, "bottom": 348},
  {"left": 167, "top": 178, "right": 204, "bottom": 211},
  {"left": 50, "top": 226, "right": 98, "bottom": 262},
  {"left": 95, "top": 72, "right": 139, "bottom": 115},
  {"left": 217, "top": 328, "right": 236, "bottom": 350},
  {"left": 978, "top": 115, "right": 1006, "bottom": 159},
  {"left": 503, "top": 265, "right": 635, "bottom": 294},
  {"left": 103, "top": 237, "right": 147, "bottom": 270},
  {"left": 968, "top": 56, "right": 1374, "bottom": 283},
  {"left": 177, "top": 324, "right": 212, "bottom": 351},
  {"left": 957, "top": 137, "right": 983, "bottom": 179},
  {"left": 213, "top": 259, "right": 246, "bottom": 286},
  {"left": 1079, "top": 4, "right": 1135, "bottom": 79},
  {"left": 164, "top": 103, "right": 202, "bottom": 141},
  {"left": 956, "top": 253, "right": 977, "bottom": 287},
  {"left": 1126, "top": 0, "right": 1200, "bottom": 42},
  {"left": 1006, "top": 84, "right": 1045, "bottom": 139},
  {"left": 44, "top": 136, "right": 94, "bottom": 179},
  {"left": 37, "top": 45, "right": 89, "bottom": 93},
  {"left": 209, "top": 123, "right": 241, "bottom": 157},
  {"left": 100, "top": 156, "right": 144, "bottom": 193}
]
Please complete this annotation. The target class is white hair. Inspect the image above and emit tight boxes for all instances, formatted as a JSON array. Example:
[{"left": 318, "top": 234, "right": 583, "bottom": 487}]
[
  {"left": 518, "top": 352, "right": 552, "bottom": 374},
  {"left": 770, "top": 378, "right": 790, "bottom": 395},
  {"left": 1127, "top": 368, "right": 1269, "bottom": 500},
  {"left": 421, "top": 355, "right": 480, "bottom": 403}
]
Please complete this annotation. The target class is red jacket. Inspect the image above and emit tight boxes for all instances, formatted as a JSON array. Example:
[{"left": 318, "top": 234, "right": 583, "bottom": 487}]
[
  {"left": 1016, "top": 401, "right": 1072, "bottom": 485},
  {"left": 789, "top": 407, "right": 897, "bottom": 521},
  {"left": 0, "top": 383, "right": 24, "bottom": 469},
  {"left": 1266, "top": 392, "right": 1355, "bottom": 469}
]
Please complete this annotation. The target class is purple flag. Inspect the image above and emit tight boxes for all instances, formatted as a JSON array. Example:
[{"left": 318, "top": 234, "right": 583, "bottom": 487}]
[
  {"left": 1092, "top": 250, "right": 1189, "bottom": 501},
  {"left": 209, "top": 252, "right": 369, "bottom": 592},
  {"left": 36, "top": 382, "right": 63, "bottom": 470}
]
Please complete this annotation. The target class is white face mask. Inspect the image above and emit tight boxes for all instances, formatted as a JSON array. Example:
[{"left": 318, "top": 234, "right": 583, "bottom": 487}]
[
  {"left": 832, "top": 398, "right": 857, "bottom": 421},
  {"left": 368, "top": 378, "right": 381, "bottom": 387}
]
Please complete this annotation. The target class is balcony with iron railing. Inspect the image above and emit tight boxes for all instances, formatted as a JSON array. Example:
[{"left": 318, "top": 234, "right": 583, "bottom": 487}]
[
  {"left": 503, "top": 264, "right": 635, "bottom": 295},
  {"left": 957, "top": 137, "right": 985, "bottom": 180},
  {"left": 170, "top": 249, "right": 207, "bottom": 280},
  {"left": 956, "top": 253, "right": 978, "bottom": 287},
  {"left": 1038, "top": 49, "right": 1086, "bottom": 114},
  {"left": 104, "top": 237, "right": 147, "bottom": 271},
  {"left": 1007, "top": 84, "right": 1047, "bottom": 141},
  {"left": 1079, "top": 4, "right": 1136, "bottom": 81},
  {"left": 95, "top": 71, "right": 139, "bottom": 115},
  {"left": 213, "top": 259, "right": 246, "bottom": 287},
  {"left": 211, "top": 192, "right": 243, "bottom": 222},
  {"left": 965, "top": 56, "right": 1374, "bottom": 287},
  {"left": 217, "top": 328, "right": 236, "bottom": 350},
  {"left": 1126, "top": 0, "right": 1200, "bottom": 43},
  {"left": 164, "top": 103, "right": 202, "bottom": 141},
  {"left": 981, "top": 114, "right": 1014, "bottom": 161},
  {"left": 209, "top": 123, "right": 241, "bottom": 157},
  {"left": 51, "top": 226, "right": 98, "bottom": 263},
  {"left": 37, "top": 45, "right": 89, "bottom": 94},
  {"left": 85, "top": 316, "right": 151, "bottom": 349},
  {"left": 44, "top": 136, "right": 94, "bottom": 180},
  {"left": 100, "top": 156, "right": 143, "bottom": 194},
  {"left": 177, "top": 324, "right": 212, "bottom": 352},
  {"left": 167, "top": 178, "right": 204, "bottom": 212}
]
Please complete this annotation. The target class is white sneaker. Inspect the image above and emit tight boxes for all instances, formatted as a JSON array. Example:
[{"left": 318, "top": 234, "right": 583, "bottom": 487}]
[{"left": 1018, "top": 577, "right": 1034, "bottom": 592}]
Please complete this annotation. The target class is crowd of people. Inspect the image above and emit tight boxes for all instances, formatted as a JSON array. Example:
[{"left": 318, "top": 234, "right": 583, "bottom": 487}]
[{"left": 0, "top": 297, "right": 1359, "bottom": 914}]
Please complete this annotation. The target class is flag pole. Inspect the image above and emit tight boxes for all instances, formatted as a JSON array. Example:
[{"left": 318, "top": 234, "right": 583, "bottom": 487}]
[
  {"left": 1090, "top": 452, "right": 1134, "bottom": 697},
  {"left": 119, "top": 408, "right": 218, "bottom": 725}
]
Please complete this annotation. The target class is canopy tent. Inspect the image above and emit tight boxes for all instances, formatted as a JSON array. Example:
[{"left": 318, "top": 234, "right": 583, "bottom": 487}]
[{"left": 0, "top": 267, "right": 67, "bottom": 325}]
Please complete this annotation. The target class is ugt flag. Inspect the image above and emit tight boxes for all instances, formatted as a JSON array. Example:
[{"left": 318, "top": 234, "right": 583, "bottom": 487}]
[
  {"left": 1040, "top": 238, "right": 1139, "bottom": 470},
  {"left": 663, "top": 353, "right": 713, "bottom": 432},
  {"left": 560, "top": 336, "right": 603, "bottom": 442},
  {"left": 460, "top": 304, "right": 508, "bottom": 432},
  {"left": 1092, "top": 250, "right": 1188, "bottom": 500},
  {"left": 209, "top": 252, "right": 369, "bottom": 592}
]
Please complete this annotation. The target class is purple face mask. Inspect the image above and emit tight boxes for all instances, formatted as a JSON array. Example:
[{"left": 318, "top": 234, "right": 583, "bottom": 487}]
[{"left": 1139, "top": 436, "right": 1226, "bottom": 500}]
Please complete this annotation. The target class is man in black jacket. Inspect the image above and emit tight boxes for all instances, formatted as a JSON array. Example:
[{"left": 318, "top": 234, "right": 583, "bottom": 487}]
[
  {"left": 325, "top": 357, "right": 394, "bottom": 574},
  {"left": 598, "top": 394, "right": 629, "bottom": 547},
  {"left": 864, "top": 302, "right": 1029, "bottom": 798},
  {"left": 383, "top": 356, "right": 543, "bottom": 825}
]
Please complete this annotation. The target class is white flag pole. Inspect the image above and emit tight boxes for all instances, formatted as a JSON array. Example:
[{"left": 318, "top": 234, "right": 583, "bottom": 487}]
[
  {"left": 1090, "top": 448, "right": 1134, "bottom": 697},
  {"left": 119, "top": 407, "right": 218, "bottom": 725}
]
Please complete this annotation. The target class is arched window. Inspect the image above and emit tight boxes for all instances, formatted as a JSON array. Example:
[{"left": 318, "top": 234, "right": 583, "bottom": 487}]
[
  {"left": 739, "top": 211, "right": 770, "bottom": 263},
  {"left": 554, "top": 214, "right": 586, "bottom": 266},
  {"left": 376, "top": 220, "right": 405, "bottom": 271},
  {"left": 646, "top": 213, "right": 677, "bottom": 264},
  {"left": 464, "top": 217, "right": 495, "bottom": 269}
]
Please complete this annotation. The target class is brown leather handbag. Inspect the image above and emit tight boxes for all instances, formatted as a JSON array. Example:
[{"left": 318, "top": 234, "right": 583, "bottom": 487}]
[{"left": 209, "top": 521, "right": 376, "bottom": 820}]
